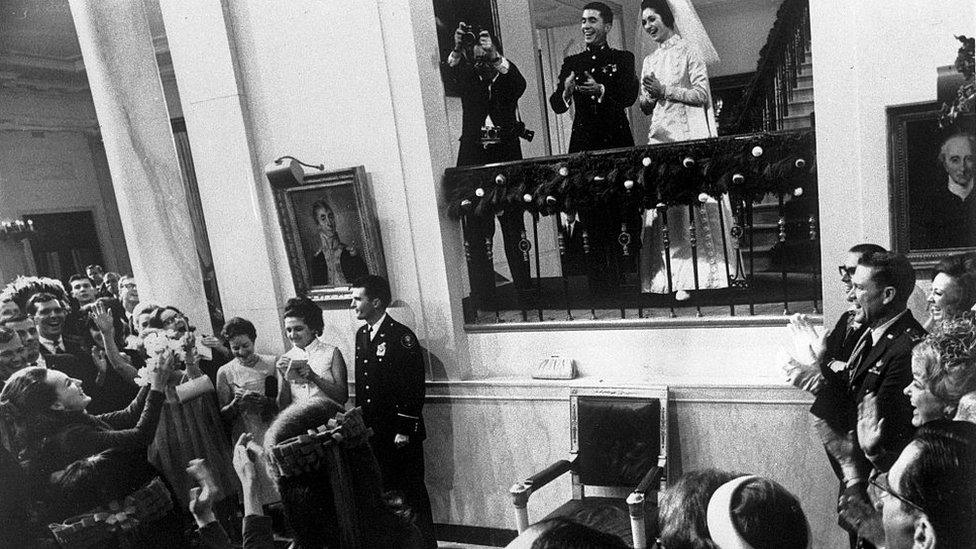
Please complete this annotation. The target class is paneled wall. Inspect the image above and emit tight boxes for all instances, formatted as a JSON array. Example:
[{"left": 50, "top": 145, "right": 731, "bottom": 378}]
[{"left": 423, "top": 381, "right": 846, "bottom": 548}]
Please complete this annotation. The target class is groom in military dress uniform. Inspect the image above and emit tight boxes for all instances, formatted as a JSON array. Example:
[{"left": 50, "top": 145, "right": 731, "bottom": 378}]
[
  {"left": 351, "top": 275, "right": 435, "bottom": 549},
  {"left": 548, "top": 2, "right": 639, "bottom": 292},
  {"left": 549, "top": 1, "right": 638, "bottom": 153}
]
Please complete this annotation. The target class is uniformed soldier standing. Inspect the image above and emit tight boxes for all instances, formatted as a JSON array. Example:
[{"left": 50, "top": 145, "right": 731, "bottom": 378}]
[
  {"left": 350, "top": 275, "right": 435, "bottom": 549},
  {"left": 548, "top": 2, "right": 640, "bottom": 293},
  {"left": 548, "top": 1, "right": 638, "bottom": 154}
]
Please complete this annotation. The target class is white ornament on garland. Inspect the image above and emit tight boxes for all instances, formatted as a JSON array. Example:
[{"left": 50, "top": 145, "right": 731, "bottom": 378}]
[
  {"left": 522, "top": 193, "right": 533, "bottom": 203},
  {"left": 642, "top": 157, "right": 652, "bottom": 167},
  {"left": 495, "top": 173, "right": 506, "bottom": 185},
  {"left": 732, "top": 173, "right": 745, "bottom": 184},
  {"left": 558, "top": 166, "right": 569, "bottom": 177},
  {"left": 751, "top": 146, "right": 764, "bottom": 157},
  {"left": 475, "top": 187, "right": 485, "bottom": 197},
  {"left": 793, "top": 187, "right": 804, "bottom": 197},
  {"left": 624, "top": 180, "right": 634, "bottom": 190},
  {"left": 795, "top": 158, "right": 806, "bottom": 169}
]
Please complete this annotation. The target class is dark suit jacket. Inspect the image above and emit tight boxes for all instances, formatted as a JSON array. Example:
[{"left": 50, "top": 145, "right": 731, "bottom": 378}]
[
  {"left": 847, "top": 311, "right": 925, "bottom": 471},
  {"left": 309, "top": 246, "right": 369, "bottom": 286},
  {"left": 558, "top": 216, "right": 587, "bottom": 276},
  {"left": 443, "top": 56, "right": 526, "bottom": 143},
  {"left": 810, "top": 309, "right": 866, "bottom": 431},
  {"left": 549, "top": 43, "right": 638, "bottom": 153},
  {"left": 354, "top": 315, "right": 426, "bottom": 443}
]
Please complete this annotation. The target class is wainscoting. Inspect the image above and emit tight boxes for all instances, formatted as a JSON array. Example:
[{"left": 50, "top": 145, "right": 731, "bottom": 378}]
[{"left": 421, "top": 380, "right": 846, "bottom": 548}]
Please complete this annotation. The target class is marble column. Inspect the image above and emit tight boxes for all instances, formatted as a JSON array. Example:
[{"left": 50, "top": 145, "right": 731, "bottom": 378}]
[
  {"left": 67, "top": 0, "right": 210, "bottom": 326},
  {"left": 156, "top": 0, "right": 287, "bottom": 350}
]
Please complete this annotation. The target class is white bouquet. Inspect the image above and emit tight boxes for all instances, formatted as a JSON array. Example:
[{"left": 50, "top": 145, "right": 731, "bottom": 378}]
[{"left": 134, "top": 329, "right": 188, "bottom": 387}]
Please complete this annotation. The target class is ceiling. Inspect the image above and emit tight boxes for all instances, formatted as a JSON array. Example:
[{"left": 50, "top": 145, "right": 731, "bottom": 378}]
[
  {"left": 531, "top": 0, "right": 783, "bottom": 29},
  {"left": 0, "top": 0, "right": 167, "bottom": 87}
]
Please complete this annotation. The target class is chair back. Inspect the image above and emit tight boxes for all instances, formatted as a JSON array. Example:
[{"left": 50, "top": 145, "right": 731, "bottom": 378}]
[{"left": 570, "top": 387, "right": 669, "bottom": 489}]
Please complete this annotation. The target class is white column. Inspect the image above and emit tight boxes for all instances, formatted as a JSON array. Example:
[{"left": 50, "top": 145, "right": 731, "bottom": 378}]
[
  {"left": 157, "top": 0, "right": 287, "bottom": 350},
  {"left": 67, "top": 0, "right": 210, "bottom": 326}
]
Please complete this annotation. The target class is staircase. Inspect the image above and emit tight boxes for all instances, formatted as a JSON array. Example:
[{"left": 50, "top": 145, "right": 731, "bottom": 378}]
[
  {"left": 739, "top": 47, "right": 817, "bottom": 274},
  {"left": 781, "top": 50, "right": 814, "bottom": 130}
]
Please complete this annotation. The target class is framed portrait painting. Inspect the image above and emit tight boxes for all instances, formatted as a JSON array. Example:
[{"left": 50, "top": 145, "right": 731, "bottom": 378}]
[
  {"left": 269, "top": 164, "right": 387, "bottom": 301},
  {"left": 888, "top": 102, "right": 976, "bottom": 267}
]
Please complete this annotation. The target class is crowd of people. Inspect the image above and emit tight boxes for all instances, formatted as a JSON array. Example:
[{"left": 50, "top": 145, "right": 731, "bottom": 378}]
[
  {"left": 0, "top": 0, "right": 972, "bottom": 547},
  {"left": 0, "top": 269, "right": 435, "bottom": 548}
]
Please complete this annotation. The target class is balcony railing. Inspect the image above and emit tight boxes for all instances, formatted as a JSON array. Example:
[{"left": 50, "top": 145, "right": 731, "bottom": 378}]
[{"left": 443, "top": 129, "right": 820, "bottom": 325}]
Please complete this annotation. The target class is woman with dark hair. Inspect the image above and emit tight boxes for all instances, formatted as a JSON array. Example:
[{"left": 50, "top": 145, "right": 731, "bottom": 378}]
[
  {"left": 0, "top": 360, "right": 178, "bottom": 546},
  {"left": 705, "top": 475, "right": 810, "bottom": 549},
  {"left": 657, "top": 468, "right": 739, "bottom": 549},
  {"left": 276, "top": 297, "right": 348, "bottom": 408},
  {"left": 923, "top": 253, "right": 976, "bottom": 331},
  {"left": 215, "top": 316, "right": 280, "bottom": 507},
  {"left": 140, "top": 305, "right": 240, "bottom": 523},
  {"left": 636, "top": 0, "right": 736, "bottom": 296},
  {"left": 309, "top": 199, "right": 368, "bottom": 286}
]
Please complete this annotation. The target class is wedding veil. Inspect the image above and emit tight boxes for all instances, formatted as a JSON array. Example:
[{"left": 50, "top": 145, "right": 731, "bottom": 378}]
[{"left": 637, "top": 0, "right": 720, "bottom": 66}]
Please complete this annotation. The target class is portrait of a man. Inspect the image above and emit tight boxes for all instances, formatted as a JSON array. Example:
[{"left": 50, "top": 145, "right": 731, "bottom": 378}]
[
  {"left": 269, "top": 165, "right": 386, "bottom": 297},
  {"left": 911, "top": 131, "right": 976, "bottom": 250}
]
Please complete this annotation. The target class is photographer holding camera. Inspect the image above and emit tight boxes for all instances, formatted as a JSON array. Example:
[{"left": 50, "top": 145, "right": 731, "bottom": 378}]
[{"left": 444, "top": 23, "right": 532, "bottom": 299}]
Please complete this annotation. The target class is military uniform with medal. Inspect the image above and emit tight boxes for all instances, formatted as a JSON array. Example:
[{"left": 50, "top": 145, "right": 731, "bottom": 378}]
[{"left": 351, "top": 277, "right": 435, "bottom": 548}]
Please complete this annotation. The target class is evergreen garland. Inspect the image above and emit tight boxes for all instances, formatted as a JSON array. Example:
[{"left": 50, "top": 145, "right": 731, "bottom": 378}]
[{"left": 444, "top": 129, "right": 816, "bottom": 219}]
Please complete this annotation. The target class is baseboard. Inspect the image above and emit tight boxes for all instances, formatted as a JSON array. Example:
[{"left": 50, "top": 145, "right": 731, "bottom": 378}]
[{"left": 435, "top": 523, "right": 518, "bottom": 547}]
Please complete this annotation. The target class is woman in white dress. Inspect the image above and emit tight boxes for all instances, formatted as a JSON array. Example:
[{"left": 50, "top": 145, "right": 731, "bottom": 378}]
[
  {"left": 275, "top": 296, "right": 348, "bottom": 408},
  {"left": 636, "top": 0, "right": 738, "bottom": 295}
]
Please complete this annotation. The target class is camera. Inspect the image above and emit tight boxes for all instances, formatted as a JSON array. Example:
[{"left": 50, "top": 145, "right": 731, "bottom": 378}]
[
  {"left": 458, "top": 22, "right": 477, "bottom": 48},
  {"left": 514, "top": 121, "right": 535, "bottom": 142}
]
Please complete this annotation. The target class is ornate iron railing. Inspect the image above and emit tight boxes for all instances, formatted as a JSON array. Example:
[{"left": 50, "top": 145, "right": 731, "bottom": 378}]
[
  {"left": 727, "top": 0, "right": 811, "bottom": 133},
  {"left": 443, "top": 129, "right": 820, "bottom": 324}
]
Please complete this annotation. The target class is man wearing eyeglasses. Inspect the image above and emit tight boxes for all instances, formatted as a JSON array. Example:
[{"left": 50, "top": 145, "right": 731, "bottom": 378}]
[
  {"left": 784, "top": 243, "right": 890, "bottom": 549},
  {"left": 822, "top": 251, "right": 925, "bottom": 549},
  {"left": 871, "top": 420, "right": 976, "bottom": 548}
]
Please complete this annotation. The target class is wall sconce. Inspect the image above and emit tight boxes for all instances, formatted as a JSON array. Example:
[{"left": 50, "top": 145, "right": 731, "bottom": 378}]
[
  {"left": 0, "top": 219, "right": 36, "bottom": 241},
  {"left": 264, "top": 156, "right": 324, "bottom": 188}
]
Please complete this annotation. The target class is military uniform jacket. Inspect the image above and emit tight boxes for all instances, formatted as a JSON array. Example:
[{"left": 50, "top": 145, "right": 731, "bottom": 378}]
[
  {"left": 548, "top": 43, "right": 638, "bottom": 153},
  {"left": 355, "top": 314, "right": 427, "bottom": 442},
  {"left": 846, "top": 311, "right": 925, "bottom": 471}
]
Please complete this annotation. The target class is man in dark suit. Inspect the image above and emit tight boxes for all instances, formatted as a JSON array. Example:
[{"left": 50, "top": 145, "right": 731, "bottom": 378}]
[
  {"left": 444, "top": 25, "right": 531, "bottom": 301},
  {"left": 815, "top": 251, "right": 924, "bottom": 548},
  {"left": 351, "top": 275, "right": 435, "bottom": 549},
  {"left": 28, "top": 292, "right": 83, "bottom": 357},
  {"left": 548, "top": 2, "right": 638, "bottom": 154}
]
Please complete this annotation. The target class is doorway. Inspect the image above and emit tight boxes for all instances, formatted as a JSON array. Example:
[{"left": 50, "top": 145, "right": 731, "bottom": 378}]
[{"left": 27, "top": 211, "right": 104, "bottom": 282}]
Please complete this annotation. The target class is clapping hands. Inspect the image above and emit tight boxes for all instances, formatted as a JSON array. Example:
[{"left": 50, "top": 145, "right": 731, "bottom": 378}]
[
  {"left": 857, "top": 392, "right": 884, "bottom": 458},
  {"left": 642, "top": 72, "right": 665, "bottom": 98}
]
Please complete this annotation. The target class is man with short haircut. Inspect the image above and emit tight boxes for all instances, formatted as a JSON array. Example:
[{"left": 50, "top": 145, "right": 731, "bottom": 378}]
[
  {"left": 1, "top": 314, "right": 45, "bottom": 368},
  {"left": 69, "top": 274, "right": 97, "bottom": 308},
  {"left": 86, "top": 264, "right": 105, "bottom": 288},
  {"left": 880, "top": 420, "right": 976, "bottom": 549},
  {"left": 0, "top": 327, "right": 26, "bottom": 385},
  {"left": 549, "top": 1, "right": 638, "bottom": 153},
  {"left": 28, "top": 292, "right": 77, "bottom": 356},
  {"left": 820, "top": 252, "right": 925, "bottom": 548},
  {"left": 118, "top": 275, "right": 139, "bottom": 321},
  {"left": 351, "top": 275, "right": 435, "bottom": 549}
]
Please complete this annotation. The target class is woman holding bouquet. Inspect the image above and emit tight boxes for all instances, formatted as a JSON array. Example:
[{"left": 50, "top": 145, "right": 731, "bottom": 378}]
[{"left": 141, "top": 306, "right": 239, "bottom": 523}]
